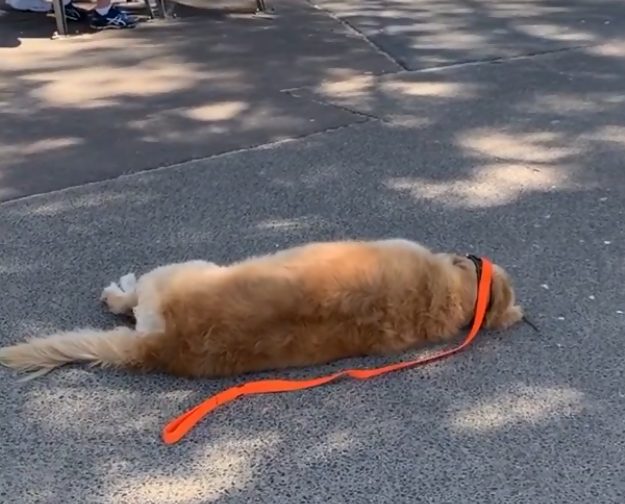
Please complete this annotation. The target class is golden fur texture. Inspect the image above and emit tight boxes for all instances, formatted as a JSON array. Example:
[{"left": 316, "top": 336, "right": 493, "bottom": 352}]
[{"left": 0, "top": 239, "right": 523, "bottom": 379}]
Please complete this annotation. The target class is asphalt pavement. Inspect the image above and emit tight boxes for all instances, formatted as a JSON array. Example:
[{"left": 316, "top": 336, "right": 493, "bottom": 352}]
[{"left": 1, "top": 0, "right": 625, "bottom": 502}]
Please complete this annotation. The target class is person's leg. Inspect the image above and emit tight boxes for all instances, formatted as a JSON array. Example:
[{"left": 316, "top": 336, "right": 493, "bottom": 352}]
[
  {"left": 94, "top": 0, "right": 111, "bottom": 15},
  {"left": 56, "top": 0, "right": 87, "bottom": 22}
]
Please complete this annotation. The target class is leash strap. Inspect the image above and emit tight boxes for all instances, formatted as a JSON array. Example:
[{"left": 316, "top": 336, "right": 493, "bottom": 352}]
[{"left": 162, "top": 257, "right": 493, "bottom": 444}]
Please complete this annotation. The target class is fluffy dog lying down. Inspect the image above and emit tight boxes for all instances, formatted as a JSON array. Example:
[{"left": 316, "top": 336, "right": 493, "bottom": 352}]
[{"left": 0, "top": 239, "right": 523, "bottom": 379}]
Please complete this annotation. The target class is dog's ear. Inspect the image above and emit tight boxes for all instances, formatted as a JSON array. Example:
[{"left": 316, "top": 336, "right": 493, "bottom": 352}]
[{"left": 484, "top": 265, "right": 523, "bottom": 330}]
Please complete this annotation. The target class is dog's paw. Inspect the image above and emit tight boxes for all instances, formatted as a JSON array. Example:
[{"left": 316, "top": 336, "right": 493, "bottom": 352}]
[
  {"left": 100, "top": 281, "right": 123, "bottom": 300},
  {"left": 100, "top": 274, "right": 138, "bottom": 315},
  {"left": 119, "top": 273, "right": 137, "bottom": 294},
  {"left": 100, "top": 282, "right": 128, "bottom": 314}
]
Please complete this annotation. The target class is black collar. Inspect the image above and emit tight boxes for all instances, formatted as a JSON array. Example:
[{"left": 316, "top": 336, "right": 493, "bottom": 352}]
[
  {"left": 466, "top": 254, "right": 482, "bottom": 280},
  {"left": 466, "top": 254, "right": 493, "bottom": 314}
]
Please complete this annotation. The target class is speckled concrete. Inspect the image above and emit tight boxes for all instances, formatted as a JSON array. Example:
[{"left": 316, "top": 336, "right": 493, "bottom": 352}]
[{"left": 1, "top": 0, "right": 625, "bottom": 502}]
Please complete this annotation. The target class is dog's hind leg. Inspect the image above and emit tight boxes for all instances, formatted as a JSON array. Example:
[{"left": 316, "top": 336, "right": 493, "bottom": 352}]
[
  {"left": 131, "top": 260, "right": 221, "bottom": 333},
  {"left": 102, "top": 260, "right": 221, "bottom": 328}
]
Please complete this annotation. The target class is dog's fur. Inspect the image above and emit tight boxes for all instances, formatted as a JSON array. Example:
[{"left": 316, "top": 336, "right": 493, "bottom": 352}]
[{"left": 0, "top": 239, "right": 523, "bottom": 379}]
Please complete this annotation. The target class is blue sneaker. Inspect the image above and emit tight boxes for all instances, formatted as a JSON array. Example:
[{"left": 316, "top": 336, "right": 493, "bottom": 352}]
[{"left": 89, "top": 5, "right": 137, "bottom": 29}]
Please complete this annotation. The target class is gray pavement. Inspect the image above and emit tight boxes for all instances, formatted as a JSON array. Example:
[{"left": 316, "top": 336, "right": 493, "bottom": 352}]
[
  {"left": 0, "top": 0, "right": 397, "bottom": 200},
  {"left": 1, "top": 0, "right": 625, "bottom": 502},
  {"left": 314, "top": 0, "right": 625, "bottom": 69}
]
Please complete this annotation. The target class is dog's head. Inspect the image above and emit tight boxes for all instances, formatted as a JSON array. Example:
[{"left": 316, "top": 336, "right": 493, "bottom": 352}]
[
  {"left": 484, "top": 263, "right": 524, "bottom": 330},
  {"left": 448, "top": 255, "right": 523, "bottom": 331}
]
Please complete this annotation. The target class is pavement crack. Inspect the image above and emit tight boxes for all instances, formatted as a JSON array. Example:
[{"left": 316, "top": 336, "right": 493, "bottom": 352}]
[
  {"left": 283, "top": 87, "right": 385, "bottom": 123},
  {"left": 303, "top": 1, "right": 600, "bottom": 75},
  {"left": 0, "top": 121, "right": 373, "bottom": 206},
  {"left": 398, "top": 42, "right": 602, "bottom": 74},
  {"left": 306, "top": 0, "right": 406, "bottom": 71}
]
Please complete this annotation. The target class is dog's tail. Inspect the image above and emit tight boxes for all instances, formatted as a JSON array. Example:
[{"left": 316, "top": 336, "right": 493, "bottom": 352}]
[{"left": 0, "top": 327, "right": 162, "bottom": 379}]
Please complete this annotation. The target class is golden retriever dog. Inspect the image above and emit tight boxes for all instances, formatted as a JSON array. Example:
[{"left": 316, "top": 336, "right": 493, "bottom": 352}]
[{"left": 0, "top": 239, "right": 523, "bottom": 379}]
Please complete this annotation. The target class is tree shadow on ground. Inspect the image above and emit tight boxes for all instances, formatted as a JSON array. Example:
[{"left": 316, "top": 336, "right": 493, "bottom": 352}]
[
  {"left": 314, "top": 0, "right": 625, "bottom": 69},
  {"left": 1, "top": 75, "right": 624, "bottom": 498},
  {"left": 1, "top": 0, "right": 625, "bottom": 501},
  {"left": 2, "top": 0, "right": 625, "bottom": 201},
  {"left": 0, "top": 0, "right": 397, "bottom": 200}
]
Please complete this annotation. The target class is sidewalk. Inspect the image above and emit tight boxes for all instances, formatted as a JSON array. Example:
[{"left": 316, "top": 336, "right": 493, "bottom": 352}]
[
  {"left": 1, "top": 1, "right": 625, "bottom": 502},
  {"left": 0, "top": 0, "right": 397, "bottom": 200}
]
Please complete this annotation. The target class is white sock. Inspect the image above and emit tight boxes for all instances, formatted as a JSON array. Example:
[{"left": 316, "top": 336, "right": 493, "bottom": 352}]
[{"left": 95, "top": 4, "right": 111, "bottom": 14}]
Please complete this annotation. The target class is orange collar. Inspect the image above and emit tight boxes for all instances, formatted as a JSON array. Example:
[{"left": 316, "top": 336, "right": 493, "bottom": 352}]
[{"left": 161, "top": 257, "right": 494, "bottom": 444}]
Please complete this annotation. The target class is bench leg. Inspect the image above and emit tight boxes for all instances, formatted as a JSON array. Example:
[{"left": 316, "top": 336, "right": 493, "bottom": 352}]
[
  {"left": 156, "top": 0, "right": 167, "bottom": 17},
  {"left": 142, "top": 0, "right": 156, "bottom": 18},
  {"left": 51, "top": 0, "right": 69, "bottom": 36}
]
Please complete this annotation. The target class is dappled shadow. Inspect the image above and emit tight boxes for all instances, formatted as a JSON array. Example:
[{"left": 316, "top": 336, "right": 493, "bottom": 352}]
[
  {"left": 4, "top": 0, "right": 625, "bottom": 201},
  {"left": 0, "top": 0, "right": 398, "bottom": 200},
  {"left": 314, "top": 0, "right": 625, "bottom": 69},
  {"left": 1, "top": 82, "right": 625, "bottom": 498},
  {"left": 292, "top": 37, "right": 625, "bottom": 208},
  {"left": 2, "top": 0, "right": 625, "bottom": 501}
]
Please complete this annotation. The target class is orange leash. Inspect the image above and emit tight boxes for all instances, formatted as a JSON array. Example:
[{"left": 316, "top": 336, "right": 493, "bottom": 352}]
[{"left": 162, "top": 257, "right": 493, "bottom": 444}]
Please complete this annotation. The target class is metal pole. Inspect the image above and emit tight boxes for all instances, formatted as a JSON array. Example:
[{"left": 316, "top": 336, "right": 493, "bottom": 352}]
[
  {"left": 51, "top": 0, "right": 68, "bottom": 36},
  {"left": 143, "top": 0, "right": 155, "bottom": 19},
  {"left": 156, "top": 0, "right": 167, "bottom": 18}
]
